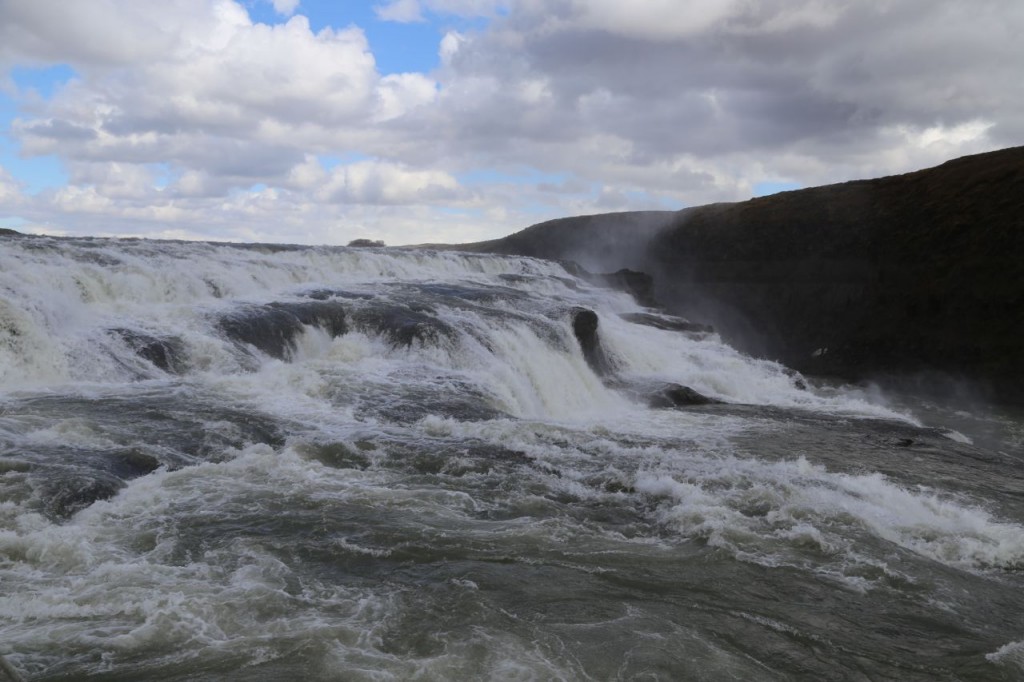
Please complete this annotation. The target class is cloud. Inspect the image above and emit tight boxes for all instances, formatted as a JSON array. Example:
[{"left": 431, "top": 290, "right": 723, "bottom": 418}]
[
  {"left": 314, "top": 160, "right": 463, "bottom": 205},
  {"left": 0, "top": 0, "right": 218, "bottom": 67},
  {"left": 8, "top": 10, "right": 413, "bottom": 180},
  {"left": 374, "top": 0, "right": 424, "bottom": 23},
  {"left": 271, "top": 0, "right": 300, "bottom": 17},
  {"left": 0, "top": 0, "right": 1020, "bottom": 245},
  {"left": 426, "top": 0, "right": 1016, "bottom": 186},
  {"left": 0, "top": 165, "right": 26, "bottom": 207},
  {"left": 375, "top": 0, "right": 507, "bottom": 23},
  {"left": 66, "top": 161, "right": 159, "bottom": 199}
]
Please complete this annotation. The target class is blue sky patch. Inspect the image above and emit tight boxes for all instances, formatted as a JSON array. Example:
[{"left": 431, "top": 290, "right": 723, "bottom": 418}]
[
  {"left": 318, "top": 153, "right": 371, "bottom": 170},
  {"left": 11, "top": 64, "right": 78, "bottom": 99},
  {"left": 0, "top": 137, "right": 68, "bottom": 194},
  {"left": 244, "top": 0, "right": 458, "bottom": 75}
]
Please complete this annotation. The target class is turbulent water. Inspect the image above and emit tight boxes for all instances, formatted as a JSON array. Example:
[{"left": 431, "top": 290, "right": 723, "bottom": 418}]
[{"left": 1, "top": 236, "right": 1022, "bottom": 681}]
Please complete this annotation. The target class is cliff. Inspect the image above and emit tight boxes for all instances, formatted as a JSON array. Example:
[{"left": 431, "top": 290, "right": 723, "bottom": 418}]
[{"left": 459, "top": 146, "right": 1024, "bottom": 402}]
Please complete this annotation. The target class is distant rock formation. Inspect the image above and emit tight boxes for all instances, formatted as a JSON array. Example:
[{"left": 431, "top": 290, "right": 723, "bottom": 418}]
[
  {"left": 348, "top": 238, "right": 386, "bottom": 247},
  {"left": 458, "top": 146, "right": 1024, "bottom": 403}
]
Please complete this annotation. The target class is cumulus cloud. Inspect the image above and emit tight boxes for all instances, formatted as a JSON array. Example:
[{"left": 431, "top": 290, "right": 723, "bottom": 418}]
[
  {"left": 0, "top": 0, "right": 214, "bottom": 67},
  {"left": 271, "top": 0, "right": 300, "bottom": 17},
  {"left": 66, "top": 161, "right": 160, "bottom": 200},
  {"left": 425, "top": 0, "right": 1017, "bottom": 189},
  {"left": 314, "top": 160, "right": 463, "bottom": 205},
  {"left": 0, "top": 0, "right": 1020, "bottom": 244}
]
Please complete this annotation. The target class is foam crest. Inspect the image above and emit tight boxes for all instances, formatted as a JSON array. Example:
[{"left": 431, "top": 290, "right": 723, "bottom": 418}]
[
  {"left": 600, "top": 314, "right": 916, "bottom": 421},
  {"left": 987, "top": 640, "right": 1024, "bottom": 670},
  {"left": 635, "top": 455, "right": 1024, "bottom": 577}
]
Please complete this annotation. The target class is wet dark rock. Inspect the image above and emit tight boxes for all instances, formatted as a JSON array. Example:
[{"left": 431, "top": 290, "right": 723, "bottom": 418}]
[
  {"left": 602, "top": 479, "right": 637, "bottom": 494},
  {"left": 109, "top": 448, "right": 162, "bottom": 478},
  {"left": 587, "top": 269, "right": 659, "bottom": 308},
  {"left": 895, "top": 438, "right": 915, "bottom": 447},
  {"left": 43, "top": 474, "right": 124, "bottom": 520},
  {"left": 218, "top": 306, "right": 305, "bottom": 358},
  {"left": 218, "top": 300, "right": 348, "bottom": 358},
  {"left": 15, "top": 394, "right": 285, "bottom": 466},
  {"left": 620, "top": 312, "right": 713, "bottom": 335},
  {"left": 351, "top": 303, "right": 454, "bottom": 347},
  {"left": 648, "top": 383, "right": 722, "bottom": 408},
  {"left": 295, "top": 442, "right": 371, "bottom": 469},
  {"left": 782, "top": 367, "right": 809, "bottom": 390},
  {"left": 112, "top": 328, "right": 185, "bottom": 373},
  {"left": 21, "top": 397, "right": 288, "bottom": 521},
  {"left": 571, "top": 307, "right": 599, "bottom": 339},
  {"left": 571, "top": 307, "right": 612, "bottom": 375},
  {"left": 40, "top": 448, "right": 164, "bottom": 520},
  {"left": 373, "top": 390, "right": 505, "bottom": 424},
  {"left": 301, "top": 289, "right": 374, "bottom": 301}
]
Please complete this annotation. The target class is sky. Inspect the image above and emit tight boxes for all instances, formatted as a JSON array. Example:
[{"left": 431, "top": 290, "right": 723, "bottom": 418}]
[{"left": 0, "top": 0, "right": 1020, "bottom": 246}]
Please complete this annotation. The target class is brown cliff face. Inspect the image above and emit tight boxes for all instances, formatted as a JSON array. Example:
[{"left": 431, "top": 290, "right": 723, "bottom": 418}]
[
  {"left": 651, "top": 147, "right": 1024, "bottom": 401},
  {"left": 461, "top": 146, "right": 1024, "bottom": 402}
]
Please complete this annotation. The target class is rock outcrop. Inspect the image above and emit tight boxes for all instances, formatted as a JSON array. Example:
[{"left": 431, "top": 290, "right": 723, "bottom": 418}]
[{"left": 570, "top": 307, "right": 612, "bottom": 375}]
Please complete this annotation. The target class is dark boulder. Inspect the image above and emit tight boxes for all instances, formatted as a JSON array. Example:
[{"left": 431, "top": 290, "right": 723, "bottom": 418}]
[
  {"left": 347, "top": 238, "right": 386, "bottom": 247},
  {"left": 218, "top": 300, "right": 348, "bottom": 358},
  {"left": 43, "top": 475, "right": 124, "bottom": 520},
  {"left": 301, "top": 289, "right": 374, "bottom": 301},
  {"left": 571, "top": 307, "right": 612, "bottom": 375},
  {"left": 649, "top": 384, "right": 721, "bottom": 408},
  {"left": 39, "top": 449, "right": 162, "bottom": 521},
  {"left": 109, "top": 448, "right": 163, "bottom": 479},
  {"left": 586, "top": 269, "right": 659, "bottom": 308},
  {"left": 351, "top": 303, "right": 454, "bottom": 347},
  {"left": 112, "top": 328, "right": 185, "bottom": 373}
]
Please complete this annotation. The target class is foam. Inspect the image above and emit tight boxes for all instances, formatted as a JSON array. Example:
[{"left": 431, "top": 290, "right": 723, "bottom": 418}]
[
  {"left": 0, "top": 237, "right": 916, "bottom": 423},
  {"left": 634, "top": 455, "right": 1024, "bottom": 576},
  {"left": 987, "top": 640, "right": 1024, "bottom": 669}
]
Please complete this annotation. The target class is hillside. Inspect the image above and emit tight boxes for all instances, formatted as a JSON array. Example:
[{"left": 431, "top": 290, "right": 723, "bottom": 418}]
[{"left": 459, "top": 147, "right": 1024, "bottom": 402}]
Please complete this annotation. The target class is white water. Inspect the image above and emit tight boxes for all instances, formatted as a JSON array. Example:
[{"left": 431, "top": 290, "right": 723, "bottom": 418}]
[
  {"left": 0, "top": 237, "right": 905, "bottom": 419},
  {"left": 1, "top": 236, "right": 1022, "bottom": 680}
]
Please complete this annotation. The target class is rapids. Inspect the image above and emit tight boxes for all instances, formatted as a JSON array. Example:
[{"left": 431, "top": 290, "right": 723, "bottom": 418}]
[{"left": 1, "top": 235, "right": 1022, "bottom": 681}]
